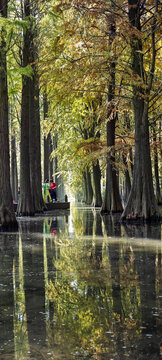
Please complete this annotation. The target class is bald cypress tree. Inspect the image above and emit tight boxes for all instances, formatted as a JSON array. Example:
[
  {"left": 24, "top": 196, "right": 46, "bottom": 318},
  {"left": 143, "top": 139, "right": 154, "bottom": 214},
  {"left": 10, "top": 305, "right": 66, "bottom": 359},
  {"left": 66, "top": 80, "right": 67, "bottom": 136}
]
[
  {"left": 0, "top": 0, "right": 18, "bottom": 230},
  {"left": 121, "top": 0, "right": 160, "bottom": 222},
  {"left": 17, "top": 0, "right": 34, "bottom": 216},
  {"left": 102, "top": 9, "right": 123, "bottom": 214},
  {"left": 17, "top": 0, "right": 44, "bottom": 215}
]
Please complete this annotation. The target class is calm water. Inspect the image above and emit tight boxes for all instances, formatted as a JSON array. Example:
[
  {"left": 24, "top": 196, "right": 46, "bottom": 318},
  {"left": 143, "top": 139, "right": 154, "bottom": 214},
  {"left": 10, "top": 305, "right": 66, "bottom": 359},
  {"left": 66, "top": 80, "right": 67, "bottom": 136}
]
[{"left": 0, "top": 206, "right": 161, "bottom": 360}]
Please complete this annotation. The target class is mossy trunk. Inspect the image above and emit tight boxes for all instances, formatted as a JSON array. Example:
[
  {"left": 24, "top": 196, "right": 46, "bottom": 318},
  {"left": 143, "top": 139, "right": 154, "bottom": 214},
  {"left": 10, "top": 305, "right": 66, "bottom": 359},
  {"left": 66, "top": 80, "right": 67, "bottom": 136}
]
[{"left": 0, "top": 2, "right": 18, "bottom": 230}]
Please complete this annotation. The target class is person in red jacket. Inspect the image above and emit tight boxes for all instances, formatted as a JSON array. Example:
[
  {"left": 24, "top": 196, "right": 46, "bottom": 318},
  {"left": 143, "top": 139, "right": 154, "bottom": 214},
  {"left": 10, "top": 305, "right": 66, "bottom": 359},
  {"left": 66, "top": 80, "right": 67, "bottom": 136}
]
[{"left": 49, "top": 179, "right": 57, "bottom": 202}]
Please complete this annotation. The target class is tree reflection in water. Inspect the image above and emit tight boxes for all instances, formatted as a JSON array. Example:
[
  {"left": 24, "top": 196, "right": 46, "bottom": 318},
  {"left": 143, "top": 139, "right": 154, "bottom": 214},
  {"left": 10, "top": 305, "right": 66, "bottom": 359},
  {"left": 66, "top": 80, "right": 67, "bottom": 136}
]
[
  {"left": 0, "top": 234, "right": 16, "bottom": 357},
  {"left": 0, "top": 208, "right": 161, "bottom": 360},
  {"left": 46, "top": 210, "right": 162, "bottom": 359}
]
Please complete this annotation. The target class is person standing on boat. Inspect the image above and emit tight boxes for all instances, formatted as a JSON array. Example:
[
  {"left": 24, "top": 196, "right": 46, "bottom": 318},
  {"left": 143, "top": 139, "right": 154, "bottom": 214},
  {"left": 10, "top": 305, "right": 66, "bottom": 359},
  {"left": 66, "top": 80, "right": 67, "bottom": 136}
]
[
  {"left": 49, "top": 179, "right": 57, "bottom": 202},
  {"left": 43, "top": 179, "right": 51, "bottom": 203}
]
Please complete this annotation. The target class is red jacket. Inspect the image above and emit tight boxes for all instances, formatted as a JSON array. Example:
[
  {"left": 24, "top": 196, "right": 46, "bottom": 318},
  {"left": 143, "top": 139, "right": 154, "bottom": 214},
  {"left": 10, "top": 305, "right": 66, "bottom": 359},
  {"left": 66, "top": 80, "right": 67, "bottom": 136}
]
[{"left": 50, "top": 182, "right": 56, "bottom": 190}]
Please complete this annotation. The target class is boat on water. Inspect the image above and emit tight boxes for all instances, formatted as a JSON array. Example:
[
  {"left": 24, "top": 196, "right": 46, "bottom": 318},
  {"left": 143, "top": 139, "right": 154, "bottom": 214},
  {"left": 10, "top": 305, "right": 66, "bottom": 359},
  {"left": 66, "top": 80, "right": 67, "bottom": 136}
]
[
  {"left": 13, "top": 201, "right": 70, "bottom": 212},
  {"left": 45, "top": 201, "right": 70, "bottom": 210}
]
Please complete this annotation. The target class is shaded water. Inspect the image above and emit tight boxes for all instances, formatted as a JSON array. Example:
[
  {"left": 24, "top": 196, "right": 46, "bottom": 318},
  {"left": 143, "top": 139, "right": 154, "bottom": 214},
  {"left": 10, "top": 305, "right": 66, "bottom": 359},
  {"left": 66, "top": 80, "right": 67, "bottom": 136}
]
[{"left": 0, "top": 206, "right": 161, "bottom": 360}]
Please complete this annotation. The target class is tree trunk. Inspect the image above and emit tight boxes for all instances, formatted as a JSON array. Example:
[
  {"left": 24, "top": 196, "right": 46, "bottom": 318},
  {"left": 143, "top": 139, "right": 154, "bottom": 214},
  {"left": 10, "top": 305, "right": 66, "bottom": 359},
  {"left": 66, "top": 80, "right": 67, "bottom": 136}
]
[
  {"left": 0, "top": 1, "right": 18, "bottom": 230},
  {"left": 43, "top": 93, "right": 51, "bottom": 182},
  {"left": 11, "top": 134, "right": 18, "bottom": 202},
  {"left": 85, "top": 168, "right": 93, "bottom": 205},
  {"left": 83, "top": 171, "right": 88, "bottom": 203},
  {"left": 102, "top": 117, "right": 123, "bottom": 213},
  {"left": 49, "top": 136, "right": 54, "bottom": 179},
  {"left": 91, "top": 161, "right": 102, "bottom": 207},
  {"left": 124, "top": 110, "right": 134, "bottom": 177},
  {"left": 101, "top": 15, "right": 123, "bottom": 214},
  {"left": 53, "top": 134, "right": 65, "bottom": 201},
  {"left": 122, "top": 154, "right": 131, "bottom": 204},
  {"left": 121, "top": 0, "right": 159, "bottom": 222},
  {"left": 29, "top": 71, "right": 44, "bottom": 212},
  {"left": 29, "top": 21, "right": 44, "bottom": 212},
  {"left": 153, "top": 126, "right": 162, "bottom": 205},
  {"left": 17, "top": 0, "right": 34, "bottom": 216}
]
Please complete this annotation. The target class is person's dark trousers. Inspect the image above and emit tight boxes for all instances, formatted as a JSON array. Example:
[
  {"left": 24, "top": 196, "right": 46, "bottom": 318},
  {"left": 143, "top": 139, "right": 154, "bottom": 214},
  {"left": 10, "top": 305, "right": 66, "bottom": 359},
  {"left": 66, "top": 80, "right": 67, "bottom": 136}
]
[{"left": 50, "top": 189, "right": 57, "bottom": 201}]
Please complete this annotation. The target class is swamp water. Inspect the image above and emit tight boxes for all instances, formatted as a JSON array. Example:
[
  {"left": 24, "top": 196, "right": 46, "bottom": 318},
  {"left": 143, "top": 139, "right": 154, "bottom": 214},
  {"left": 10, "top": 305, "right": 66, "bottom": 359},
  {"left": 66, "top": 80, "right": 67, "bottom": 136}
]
[{"left": 0, "top": 206, "right": 161, "bottom": 360}]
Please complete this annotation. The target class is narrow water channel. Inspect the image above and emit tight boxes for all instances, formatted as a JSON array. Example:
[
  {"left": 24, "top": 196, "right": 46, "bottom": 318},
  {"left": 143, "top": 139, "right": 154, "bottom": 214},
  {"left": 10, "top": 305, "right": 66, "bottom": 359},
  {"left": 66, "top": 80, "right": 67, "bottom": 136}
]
[{"left": 0, "top": 206, "right": 161, "bottom": 360}]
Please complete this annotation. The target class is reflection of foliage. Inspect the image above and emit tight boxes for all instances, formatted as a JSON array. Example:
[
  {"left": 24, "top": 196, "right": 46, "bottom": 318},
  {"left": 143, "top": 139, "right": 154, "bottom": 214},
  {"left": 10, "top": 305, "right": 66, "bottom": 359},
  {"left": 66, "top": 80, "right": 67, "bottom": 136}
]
[
  {"left": 48, "top": 277, "right": 113, "bottom": 355},
  {"left": 71, "top": 207, "right": 85, "bottom": 236},
  {"left": 13, "top": 235, "right": 30, "bottom": 360},
  {"left": 120, "top": 247, "right": 141, "bottom": 330},
  {"left": 13, "top": 287, "right": 29, "bottom": 360},
  {"left": 47, "top": 237, "right": 143, "bottom": 357}
]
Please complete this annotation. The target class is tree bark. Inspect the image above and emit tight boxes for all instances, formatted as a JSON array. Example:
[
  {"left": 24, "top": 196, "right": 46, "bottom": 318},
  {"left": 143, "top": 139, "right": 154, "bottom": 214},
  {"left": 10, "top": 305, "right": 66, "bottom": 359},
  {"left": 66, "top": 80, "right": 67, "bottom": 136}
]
[
  {"left": 29, "top": 20, "right": 44, "bottom": 212},
  {"left": 49, "top": 136, "right": 54, "bottom": 179},
  {"left": 0, "top": 0, "right": 18, "bottom": 230},
  {"left": 17, "top": 0, "right": 34, "bottom": 216},
  {"left": 11, "top": 134, "right": 18, "bottom": 202},
  {"left": 85, "top": 168, "right": 93, "bottom": 205},
  {"left": 121, "top": 0, "right": 160, "bottom": 222},
  {"left": 122, "top": 154, "right": 131, "bottom": 204},
  {"left": 91, "top": 161, "right": 102, "bottom": 207},
  {"left": 102, "top": 116, "right": 123, "bottom": 213},
  {"left": 53, "top": 134, "right": 65, "bottom": 201},
  {"left": 101, "top": 14, "right": 123, "bottom": 214},
  {"left": 83, "top": 171, "right": 88, "bottom": 203},
  {"left": 153, "top": 126, "right": 162, "bottom": 205},
  {"left": 43, "top": 93, "right": 51, "bottom": 182},
  {"left": 29, "top": 72, "right": 44, "bottom": 212}
]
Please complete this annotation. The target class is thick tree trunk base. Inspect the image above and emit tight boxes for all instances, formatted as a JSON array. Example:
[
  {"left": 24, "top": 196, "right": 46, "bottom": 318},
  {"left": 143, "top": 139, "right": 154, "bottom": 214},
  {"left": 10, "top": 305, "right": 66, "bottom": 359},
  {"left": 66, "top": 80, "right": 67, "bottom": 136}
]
[
  {"left": 120, "top": 212, "right": 161, "bottom": 224},
  {"left": 0, "top": 206, "right": 18, "bottom": 231},
  {"left": 35, "top": 209, "right": 45, "bottom": 214},
  {"left": 17, "top": 200, "right": 35, "bottom": 217},
  {"left": 101, "top": 209, "right": 123, "bottom": 215},
  {"left": 33, "top": 197, "right": 45, "bottom": 214},
  {"left": 120, "top": 185, "right": 161, "bottom": 224},
  {"left": 157, "top": 195, "right": 162, "bottom": 206},
  {"left": 120, "top": 149, "right": 161, "bottom": 224}
]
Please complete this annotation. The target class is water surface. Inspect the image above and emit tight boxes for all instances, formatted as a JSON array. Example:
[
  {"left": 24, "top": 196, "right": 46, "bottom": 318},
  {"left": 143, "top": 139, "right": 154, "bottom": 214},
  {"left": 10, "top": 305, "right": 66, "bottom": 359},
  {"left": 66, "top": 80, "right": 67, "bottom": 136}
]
[{"left": 0, "top": 207, "right": 161, "bottom": 359}]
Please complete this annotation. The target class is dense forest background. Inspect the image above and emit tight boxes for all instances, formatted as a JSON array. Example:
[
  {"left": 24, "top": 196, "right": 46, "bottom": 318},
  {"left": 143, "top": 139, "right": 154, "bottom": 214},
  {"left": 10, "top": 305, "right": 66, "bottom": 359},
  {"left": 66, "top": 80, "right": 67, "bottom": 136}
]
[{"left": 0, "top": 0, "right": 161, "bottom": 228}]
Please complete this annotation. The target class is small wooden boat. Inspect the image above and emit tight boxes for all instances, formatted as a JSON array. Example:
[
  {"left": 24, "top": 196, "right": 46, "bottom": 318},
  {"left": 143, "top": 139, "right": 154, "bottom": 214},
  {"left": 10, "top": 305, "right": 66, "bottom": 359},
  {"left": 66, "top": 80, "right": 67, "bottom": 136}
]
[
  {"left": 13, "top": 201, "right": 70, "bottom": 212},
  {"left": 45, "top": 201, "right": 70, "bottom": 210}
]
